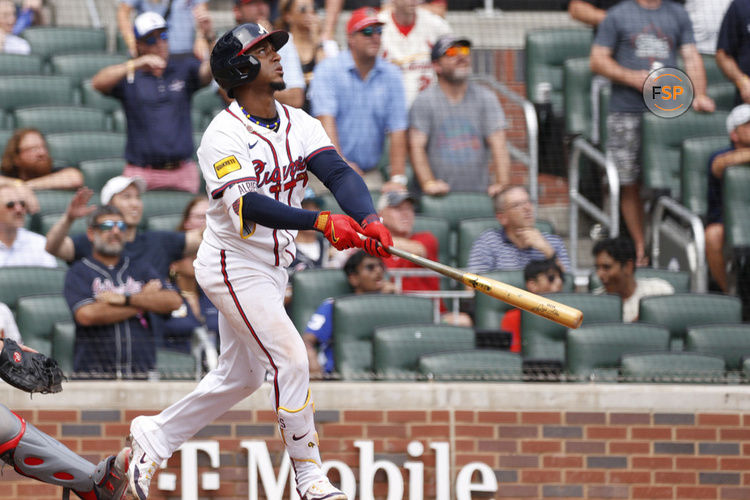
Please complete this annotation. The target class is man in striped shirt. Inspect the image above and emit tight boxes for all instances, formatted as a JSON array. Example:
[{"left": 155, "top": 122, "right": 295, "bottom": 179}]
[{"left": 466, "top": 186, "right": 570, "bottom": 273}]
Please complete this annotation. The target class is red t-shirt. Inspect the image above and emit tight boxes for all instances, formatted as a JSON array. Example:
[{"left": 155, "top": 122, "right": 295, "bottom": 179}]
[
  {"left": 500, "top": 308, "right": 521, "bottom": 353},
  {"left": 383, "top": 232, "right": 439, "bottom": 293}
]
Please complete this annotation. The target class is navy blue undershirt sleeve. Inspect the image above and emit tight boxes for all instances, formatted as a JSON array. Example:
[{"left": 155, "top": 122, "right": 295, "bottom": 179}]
[
  {"left": 240, "top": 192, "right": 319, "bottom": 230},
  {"left": 307, "top": 149, "right": 377, "bottom": 222}
]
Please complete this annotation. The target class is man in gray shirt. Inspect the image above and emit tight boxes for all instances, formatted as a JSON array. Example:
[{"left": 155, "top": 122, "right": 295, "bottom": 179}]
[
  {"left": 590, "top": 0, "right": 714, "bottom": 266},
  {"left": 409, "top": 35, "right": 511, "bottom": 196}
]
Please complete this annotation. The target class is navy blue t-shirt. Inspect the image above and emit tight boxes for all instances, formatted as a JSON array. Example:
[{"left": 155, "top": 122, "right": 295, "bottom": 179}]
[
  {"left": 717, "top": 0, "right": 750, "bottom": 105},
  {"left": 707, "top": 145, "right": 734, "bottom": 225},
  {"left": 162, "top": 287, "right": 218, "bottom": 352},
  {"left": 64, "top": 256, "right": 174, "bottom": 377},
  {"left": 110, "top": 56, "right": 201, "bottom": 165},
  {"left": 72, "top": 231, "right": 185, "bottom": 278}
]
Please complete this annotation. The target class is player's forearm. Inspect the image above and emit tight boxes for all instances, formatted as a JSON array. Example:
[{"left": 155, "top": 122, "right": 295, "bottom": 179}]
[
  {"left": 388, "top": 130, "right": 407, "bottom": 178},
  {"left": 716, "top": 49, "right": 747, "bottom": 87},
  {"left": 131, "top": 290, "right": 183, "bottom": 314},
  {"left": 44, "top": 215, "right": 75, "bottom": 261},
  {"left": 24, "top": 168, "right": 83, "bottom": 191}
]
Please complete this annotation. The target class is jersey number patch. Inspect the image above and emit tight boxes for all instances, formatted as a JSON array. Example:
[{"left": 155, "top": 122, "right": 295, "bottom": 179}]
[{"left": 214, "top": 155, "right": 241, "bottom": 178}]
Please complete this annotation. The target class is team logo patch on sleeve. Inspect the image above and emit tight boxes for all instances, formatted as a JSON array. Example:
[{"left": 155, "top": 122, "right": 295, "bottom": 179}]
[{"left": 213, "top": 155, "right": 241, "bottom": 178}]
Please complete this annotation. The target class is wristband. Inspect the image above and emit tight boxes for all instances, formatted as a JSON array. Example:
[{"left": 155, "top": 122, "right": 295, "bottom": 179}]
[
  {"left": 390, "top": 174, "right": 407, "bottom": 186},
  {"left": 126, "top": 60, "right": 135, "bottom": 83}
]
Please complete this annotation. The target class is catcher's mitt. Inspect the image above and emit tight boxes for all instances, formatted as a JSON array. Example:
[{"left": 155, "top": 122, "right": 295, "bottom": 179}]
[{"left": 0, "top": 339, "right": 63, "bottom": 394}]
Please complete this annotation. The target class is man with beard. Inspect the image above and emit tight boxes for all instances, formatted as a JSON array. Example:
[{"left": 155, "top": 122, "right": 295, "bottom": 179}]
[
  {"left": 63, "top": 204, "right": 182, "bottom": 378},
  {"left": 409, "top": 35, "right": 511, "bottom": 196},
  {"left": 0, "top": 183, "right": 56, "bottom": 267}
]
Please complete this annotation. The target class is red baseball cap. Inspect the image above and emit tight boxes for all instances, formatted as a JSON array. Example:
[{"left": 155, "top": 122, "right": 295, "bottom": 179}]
[{"left": 346, "top": 7, "right": 383, "bottom": 35}]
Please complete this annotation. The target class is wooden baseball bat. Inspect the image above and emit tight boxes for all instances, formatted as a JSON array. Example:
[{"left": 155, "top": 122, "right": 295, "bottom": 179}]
[{"left": 386, "top": 246, "right": 584, "bottom": 329}]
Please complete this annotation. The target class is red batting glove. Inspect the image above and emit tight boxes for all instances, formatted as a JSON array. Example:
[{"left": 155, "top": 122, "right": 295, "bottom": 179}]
[
  {"left": 314, "top": 211, "right": 364, "bottom": 251},
  {"left": 360, "top": 215, "right": 392, "bottom": 258}
]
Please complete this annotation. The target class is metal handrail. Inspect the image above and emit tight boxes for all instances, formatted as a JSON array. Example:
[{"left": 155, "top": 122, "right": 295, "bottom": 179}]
[
  {"left": 568, "top": 136, "right": 620, "bottom": 278},
  {"left": 469, "top": 74, "right": 540, "bottom": 207},
  {"left": 651, "top": 196, "right": 707, "bottom": 293}
]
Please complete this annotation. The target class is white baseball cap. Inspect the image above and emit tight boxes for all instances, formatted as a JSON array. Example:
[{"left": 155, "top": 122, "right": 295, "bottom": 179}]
[
  {"left": 133, "top": 12, "right": 167, "bottom": 40},
  {"left": 726, "top": 104, "right": 750, "bottom": 134},
  {"left": 101, "top": 176, "right": 146, "bottom": 205}
]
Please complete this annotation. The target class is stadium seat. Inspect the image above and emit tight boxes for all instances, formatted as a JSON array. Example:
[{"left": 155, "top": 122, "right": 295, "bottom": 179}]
[
  {"left": 52, "top": 320, "right": 75, "bottom": 376},
  {"left": 192, "top": 86, "right": 224, "bottom": 123},
  {"left": 418, "top": 349, "right": 523, "bottom": 381},
  {"left": 15, "top": 294, "right": 72, "bottom": 355},
  {"left": 318, "top": 192, "right": 381, "bottom": 216},
  {"left": 412, "top": 216, "right": 451, "bottom": 265},
  {"left": 0, "top": 53, "right": 44, "bottom": 76},
  {"left": 0, "top": 76, "right": 75, "bottom": 112},
  {"left": 141, "top": 190, "right": 196, "bottom": 220},
  {"left": 525, "top": 28, "right": 593, "bottom": 115},
  {"left": 332, "top": 295, "right": 433, "bottom": 379},
  {"left": 566, "top": 323, "right": 670, "bottom": 381},
  {"left": 14, "top": 106, "right": 109, "bottom": 134},
  {"left": 702, "top": 54, "right": 736, "bottom": 111},
  {"left": 146, "top": 213, "right": 183, "bottom": 232},
  {"left": 685, "top": 324, "right": 750, "bottom": 371},
  {"left": 50, "top": 53, "right": 127, "bottom": 85},
  {"left": 372, "top": 324, "right": 474, "bottom": 379},
  {"left": 563, "top": 57, "right": 592, "bottom": 139},
  {"left": 0, "top": 130, "right": 11, "bottom": 148},
  {"left": 22, "top": 27, "right": 107, "bottom": 61},
  {"left": 27, "top": 189, "right": 88, "bottom": 233},
  {"left": 78, "top": 158, "right": 125, "bottom": 192},
  {"left": 0, "top": 266, "right": 66, "bottom": 310},
  {"left": 289, "top": 268, "right": 351, "bottom": 333},
  {"left": 638, "top": 294, "right": 743, "bottom": 347},
  {"left": 46, "top": 132, "right": 125, "bottom": 167},
  {"left": 457, "top": 217, "right": 555, "bottom": 268},
  {"left": 0, "top": 110, "right": 7, "bottom": 130},
  {"left": 419, "top": 193, "right": 494, "bottom": 230},
  {"left": 40, "top": 213, "right": 87, "bottom": 236},
  {"left": 156, "top": 348, "right": 196, "bottom": 380},
  {"left": 620, "top": 352, "right": 725, "bottom": 383},
  {"left": 589, "top": 268, "right": 691, "bottom": 293},
  {"left": 680, "top": 136, "right": 730, "bottom": 218},
  {"left": 641, "top": 110, "right": 729, "bottom": 199},
  {"left": 81, "top": 80, "right": 122, "bottom": 114},
  {"left": 521, "top": 293, "right": 621, "bottom": 363},
  {"left": 724, "top": 166, "right": 750, "bottom": 251}
]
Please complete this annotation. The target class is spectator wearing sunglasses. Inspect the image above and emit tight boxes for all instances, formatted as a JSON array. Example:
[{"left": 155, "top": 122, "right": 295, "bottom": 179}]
[
  {"left": 409, "top": 35, "right": 511, "bottom": 197},
  {"left": 308, "top": 7, "right": 408, "bottom": 192},
  {"left": 92, "top": 12, "right": 212, "bottom": 193},
  {"left": 63, "top": 204, "right": 182, "bottom": 378},
  {"left": 0, "top": 183, "right": 56, "bottom": 268}
]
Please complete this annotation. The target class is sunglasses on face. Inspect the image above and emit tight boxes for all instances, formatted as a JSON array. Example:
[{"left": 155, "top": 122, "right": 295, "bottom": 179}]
[
  {"left": 142, "top": 31, "right": 168, "bottom": 45},
  {"left": 444, "top": 45, "right": 470, "bottom": 57},
  {"left": 358, "top": 25, "right": 383, "bottom": 37},
  {"left": 94, "top": 220, "right": 127, "bottom": 232},
  {"left": 4, "top": 200, "right": 26, "bottom": 209}
]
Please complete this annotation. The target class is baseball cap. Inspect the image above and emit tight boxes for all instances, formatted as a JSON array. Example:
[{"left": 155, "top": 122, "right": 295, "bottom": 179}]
[
  {"left": 431, "top": 35, "right": 471, "bottom": 61},
  {"left": 377, "top": 190, "right": 416, "bottom": 211},
  {"left": 346, "top": 7, "right": 383, "bottom": 35},
  {"left": 101, "top": 176, "right": 147, "bottom": 205},
  {"left": 726, "top": 104, "right": 750, "bottom": 134},
  {"left": 133, "top": 12, "right": 167, "bottom": 40}
]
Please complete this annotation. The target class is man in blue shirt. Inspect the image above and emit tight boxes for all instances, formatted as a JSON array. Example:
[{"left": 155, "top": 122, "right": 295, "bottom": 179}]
[
  {"left": 64, "top": 205, "right": 182, "bottom": 378},
  {"left": 309, "top": 7, "right": 408, "bottom": 192},
  {"left": 93, "top": 12, "right": 213, "bottom": 193}
]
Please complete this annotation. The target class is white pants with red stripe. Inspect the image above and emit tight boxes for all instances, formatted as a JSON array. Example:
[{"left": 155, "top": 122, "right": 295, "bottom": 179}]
[{"left": 130, "top": 246, "right": 323, "bottom": 493}]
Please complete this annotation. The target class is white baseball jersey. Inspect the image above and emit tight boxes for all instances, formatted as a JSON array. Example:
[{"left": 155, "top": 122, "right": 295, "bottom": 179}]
[
  {"left": 378, "top": 8, "right": 452, "bottom": 106},
  {"left": 197, "top": 100, "right": 334, "bottom": 268}
]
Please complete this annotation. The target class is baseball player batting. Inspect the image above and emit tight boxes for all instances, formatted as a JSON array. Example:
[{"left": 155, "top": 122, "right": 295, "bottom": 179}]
[{"left": 126, "top": 23, "right": 392, "bottom": 500}]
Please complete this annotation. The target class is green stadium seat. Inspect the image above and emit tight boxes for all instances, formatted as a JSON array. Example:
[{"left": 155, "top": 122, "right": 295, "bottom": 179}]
[
  {"left": 0, "top": 76, "right": 75, "bottom": 112},
  {"left": 46, "top": 132, "right": 125, "bottom": 167},
  {"left": 638, "top": 294, "right": 742, "bottom": 347},
  {"left": 0, "top": 266, "right": 66, "bottom": 310},
  {"left": 598, "top": 83, "right": 610, "bottom": 147},
  {"left": 141, "top": 190, "right": 196, "bottom": 220},
  {"left": 620, "top": 352, "right": 725, "bottom": 383},
  {"left": 52, "top": 320, "right": 75, "bottom": 376},
  {"left": 22, "top": 27, "right": 107, "bottom": 61},
  {"left": 50, "top": 53, "right": 127, "bottom": 85},
  {"left": 566, "top": 322, "right": 670, "bottom": 381},
  {"left": 680, "top": 136, "right": 730, "bottom": 218},
  {"left": 0, "top": 130, "right": 12, "bottom": 148},
  {"left": 372, "top": 324, "right": 474, "bottom": 379},
  {"left": 418, "top": 349, "right": 523, "bottom": 381},
  {"left": 521, "top": 293, "right": 621, "bottom": 363},
  {"left": 192, "top": 86, "right": 224, "bottom": 121},
  {"left": 14, "top": 106, "right": 109, "bottom": 134},
  {"left": 724, "top": 166, "right": 750, "bottom": 251},
  {"left": 419, "top": 193, "right": 494, "bottom": 230},
  {"left": 457, "top": 217, "right": 555, "bottom": 268},
  {"left": 15, "top": 294, "right": 72, "bottom": 355},
  {"left": 641, "top": 110, "right": 729, "bottom": 199},
  {"left": 412, "top": 216, "right": 451, "bottom": 265},
  {"left": 332, "top": 295, "right": 433, "bottom": 379},
  {"left": 81, "top": 80, "right": 122, "bottom": 114},
  {"left": 0, "top": 110, "right": 7, "bottom": 130},
  {"left": 146, "top": 213, "right": 183, "bottom": 232},
  {"left": 78, "top": 158, "right": 125, "bottom": 191},
  {"left": 702, "top": 54, "right": 736, "bottom": 111},
  {"left": 685, "top": 324, "right": 750, "bottom": 371},
  {"left": 589, "top": 268, "right": 691, "bottom": 293},
  {"left": 26, "top": 189, "right": 78, "bottom": 233},
  {"left": 0, "top": 53, "right": 44, "bottom": 76},
  {"left": 525, "top": 28, "right": 593, "bottom": 115},
  {"left": 318, "top": 192, "right": 381, "bottom": 216},
  {"left": 40, "top": 212, "right": 88, "bottom": 237},
  {"left": 156, "top": 348, "right": 196, "bottom": 380},
  {"left": 289, "top": 268, "right": 351, "bottom": 333},
  {"left": 563, "top": 57, "right": 592, "bottom": 139}
]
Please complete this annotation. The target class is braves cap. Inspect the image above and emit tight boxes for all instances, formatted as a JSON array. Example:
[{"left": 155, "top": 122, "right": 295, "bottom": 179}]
[
  {"left": 727, "top": 104, "right": 750, "bottom": 134},
  {"left": 346, "top": 7, "right": 383, "bottom": 35},
  {"left": 430, "top": 34, "right": 471, "bottom": 61},
  {"left": 377, "top": 190, "right": 416, "bottom": 211},
  {"left": 133, "top": 12, "right": 167, "bottom": 40},
  {"left": 101, "top": 176, "right": 147, "bottom": 205}
]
